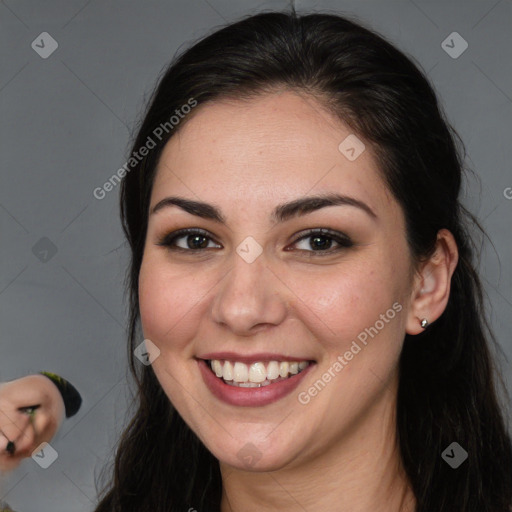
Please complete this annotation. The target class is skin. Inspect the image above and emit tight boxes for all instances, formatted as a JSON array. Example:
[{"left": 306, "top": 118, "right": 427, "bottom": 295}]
[
  {"left": 0, "top": 375, "right": 65, "bottom": 472},
  {"left": 138, "top": 90, "right": 458, "bottom": 511}
]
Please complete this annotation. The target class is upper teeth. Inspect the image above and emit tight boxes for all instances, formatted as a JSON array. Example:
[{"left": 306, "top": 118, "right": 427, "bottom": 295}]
[{"left": 210, "top": 360, "right": 309, "bottom": 383}]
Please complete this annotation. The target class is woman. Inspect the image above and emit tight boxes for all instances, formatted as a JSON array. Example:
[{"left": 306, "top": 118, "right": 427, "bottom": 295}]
[
  {"left": 0, "top": 372, "right": 82, "bottom": 511},
  {"left": 93, "top": 10, "right": 512, "bottom": 512}
]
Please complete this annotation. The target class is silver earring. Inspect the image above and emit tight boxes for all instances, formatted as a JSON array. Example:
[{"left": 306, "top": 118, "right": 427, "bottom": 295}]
[{"left": 420, "top": 318, "right": 429, "bottom": 329}]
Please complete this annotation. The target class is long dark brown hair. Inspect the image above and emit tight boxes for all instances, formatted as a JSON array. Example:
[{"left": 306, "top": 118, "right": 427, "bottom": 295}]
[{"left": 93, "top": 9, "right": 512, "bottom": 512}]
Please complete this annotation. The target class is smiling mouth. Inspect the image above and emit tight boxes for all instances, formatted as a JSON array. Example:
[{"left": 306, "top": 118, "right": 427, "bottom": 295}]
[{"left": 206, "top": 359, "right": 313, "bottom": 388}]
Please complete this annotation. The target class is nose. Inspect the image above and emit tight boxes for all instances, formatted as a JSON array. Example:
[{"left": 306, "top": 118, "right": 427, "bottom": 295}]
[{"left": 210, "top": 249, "right": 288, "bottom": 336}]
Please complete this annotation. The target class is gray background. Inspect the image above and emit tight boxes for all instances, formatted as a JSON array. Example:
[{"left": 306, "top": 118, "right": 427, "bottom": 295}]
[{"left": 0, "top": 0, "right": 510, "bottom": 510}]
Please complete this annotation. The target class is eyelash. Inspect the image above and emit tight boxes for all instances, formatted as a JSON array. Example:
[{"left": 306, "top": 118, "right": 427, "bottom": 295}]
[{"left": 156, "top": 228, "right": 354, "bottom": 257}]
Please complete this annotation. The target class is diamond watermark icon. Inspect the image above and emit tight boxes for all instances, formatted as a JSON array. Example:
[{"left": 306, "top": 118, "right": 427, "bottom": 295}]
[
  {"left": 32, "top": 442, "right": 58, "bottom": 469},
  {"left": 31, "top": 32, "right": 59, "bottom": 59},
  {"left": 32, "top": 237, "right": 58, "bottom": 262},
  {"left": 441, "top": 32, "right": 468, "bottom": 59},
  {"left": 441, "top": 441, "right": 468, "bottom": 468},
  {"left": 236, "top": 236, "right": 263, "bottom": 263},
  {"left": 338, "top": 134, "right": 365, "bottom": 161},
  {"left": 134, "top": 339, "right": 161, "bottom": 366},
  {"left": 237, "top": 442, "right": 262, "bottom": 468}
]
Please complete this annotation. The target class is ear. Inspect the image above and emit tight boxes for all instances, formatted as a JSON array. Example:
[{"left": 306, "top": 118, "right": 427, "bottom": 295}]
[{"left": 406, "top": 229, "right": 459, "bottom": 335}]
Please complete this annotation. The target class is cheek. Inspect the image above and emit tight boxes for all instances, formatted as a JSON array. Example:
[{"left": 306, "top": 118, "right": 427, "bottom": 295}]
[
  {"left": 288, "top": 264, "right": 407, "bottom": 417},
  {"left": 138, "top": 255, "right": 212, "bottom": 351},
  {"left": 287, "top": 262, "right": 402, "bottom": 352}
]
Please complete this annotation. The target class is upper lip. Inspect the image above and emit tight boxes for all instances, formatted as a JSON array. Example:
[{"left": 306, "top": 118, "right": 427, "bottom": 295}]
[{"left": 197, "top": 352, "right": 315, "bottom": 364}]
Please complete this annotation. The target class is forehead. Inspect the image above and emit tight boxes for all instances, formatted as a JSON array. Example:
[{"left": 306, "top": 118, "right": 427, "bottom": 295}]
[{"left": 151, "top": 91, "right": 396, "bottom": 220}]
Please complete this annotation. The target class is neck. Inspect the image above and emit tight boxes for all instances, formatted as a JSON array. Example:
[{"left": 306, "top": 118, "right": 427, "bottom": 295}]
[{"left": 219, "top": 376, "right": 416, "bottom": 512}]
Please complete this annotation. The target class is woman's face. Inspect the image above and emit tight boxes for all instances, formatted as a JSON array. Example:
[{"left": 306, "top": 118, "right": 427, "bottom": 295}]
[{"left": 139, "top": 90, "right": 416, "bottom": 471}]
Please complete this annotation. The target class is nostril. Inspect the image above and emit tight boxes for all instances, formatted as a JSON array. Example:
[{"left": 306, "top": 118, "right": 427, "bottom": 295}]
[{"left": 5, "top": 440, "right": 15, "bottom": 455}]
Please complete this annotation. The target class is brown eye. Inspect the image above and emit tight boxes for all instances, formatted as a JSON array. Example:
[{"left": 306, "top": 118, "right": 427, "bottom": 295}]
[
  {"left": 157, "top": 228, "right": 221, "bottom": 252},
  {"left": 291, "top": 228, "right": 354, "bottom": 256}
]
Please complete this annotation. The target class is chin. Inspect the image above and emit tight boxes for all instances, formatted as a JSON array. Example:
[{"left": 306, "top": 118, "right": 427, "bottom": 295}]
[
  {"left": 218, "top": 451, "right": 297, "bottom": 472},
  {"left": 207, "top": 433, "right": 302, "bottom": 472}
]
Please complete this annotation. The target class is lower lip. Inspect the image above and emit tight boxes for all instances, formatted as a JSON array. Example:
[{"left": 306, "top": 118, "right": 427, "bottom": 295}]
[{"left": 197, "top": 359, "right": 314, "bottom": 407}]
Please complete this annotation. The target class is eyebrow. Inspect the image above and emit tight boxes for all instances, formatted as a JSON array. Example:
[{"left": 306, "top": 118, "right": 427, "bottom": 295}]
[{"left": 150, "top": 193, "right": 377, "bottom": 224}]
